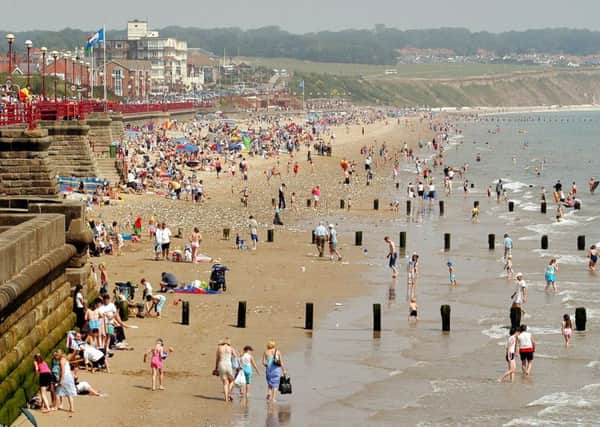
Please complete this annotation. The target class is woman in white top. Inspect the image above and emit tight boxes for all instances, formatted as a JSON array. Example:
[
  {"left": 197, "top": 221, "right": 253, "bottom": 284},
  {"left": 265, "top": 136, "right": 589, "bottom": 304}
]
[{"left": 498, "top": 327, "right": 519, "bottom": 382}]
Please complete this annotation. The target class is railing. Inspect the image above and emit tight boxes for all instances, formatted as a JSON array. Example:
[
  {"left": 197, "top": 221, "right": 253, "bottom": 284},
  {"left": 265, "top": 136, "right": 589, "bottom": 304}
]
[
  {"left": 0, "top": 103, "right": 39, "bottom": 129},
  {"left": 0, "top": 101, "right": 207, "bottom": 128}
]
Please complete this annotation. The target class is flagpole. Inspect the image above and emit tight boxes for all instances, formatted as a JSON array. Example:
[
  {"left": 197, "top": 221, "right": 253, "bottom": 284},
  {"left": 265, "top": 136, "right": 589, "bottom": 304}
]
[
  {"left": 91, "top": 46, "right": 94, "bottom": 99},
  {"left": 103, "top": 25, "right": 107, "bottom": 109}
]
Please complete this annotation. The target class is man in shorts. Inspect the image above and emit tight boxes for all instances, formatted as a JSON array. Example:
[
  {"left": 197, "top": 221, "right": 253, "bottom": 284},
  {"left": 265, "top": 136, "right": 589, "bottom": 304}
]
[
  {"left": 248, "top": 215, "right": 259, "bottom": 250},
  {"left": 384, "top": 236, "right": 398, "bottom": 278},
  {"left": 516, "top": 324, "right": 535, "bottom": 376}
]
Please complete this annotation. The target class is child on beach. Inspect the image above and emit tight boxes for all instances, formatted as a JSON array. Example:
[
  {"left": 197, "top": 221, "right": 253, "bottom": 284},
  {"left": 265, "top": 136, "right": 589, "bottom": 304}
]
[
  {"left": 497, "top": 327, "right": 519, "bottom": 383},
  {"left": 239, "top": 346, "right": 261, "bottom": 398},
  {"left": 471, "top": 205, "right": 480, "bottom": 223},
  {"left": 408, "top": 298, "right": 418, "bottom": 322},
  {"left": 143, "top": 339, "right": 174, "bottom": 391},
  {"left": 545, "top": 258, "right": 558, "bottom": 292},
  {"left": 407, "top": 259, "right": 415, "bottom": 300},
  {"left": 504, "top": 255, "right": 514, "bottom": 279},
  {"left": 447, "top": 262, "right": 457, "bottom": 286},
  {"left": 561, "top": 314, "right": 573, "bottom": 348}
]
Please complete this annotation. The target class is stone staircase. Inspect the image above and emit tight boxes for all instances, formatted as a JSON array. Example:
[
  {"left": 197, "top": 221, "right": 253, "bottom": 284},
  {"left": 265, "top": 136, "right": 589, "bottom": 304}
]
[
  {"left": 42, "top": 121, "right": 98, "bottom": 178},
  {"left": 95, "top": 158, "right": 121, "bottom": 185}
]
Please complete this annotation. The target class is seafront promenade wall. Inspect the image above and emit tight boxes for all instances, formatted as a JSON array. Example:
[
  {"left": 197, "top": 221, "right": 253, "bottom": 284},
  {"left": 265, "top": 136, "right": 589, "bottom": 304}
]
[{"left": 0, "top": 199, "right": 93, "bottom": 425}]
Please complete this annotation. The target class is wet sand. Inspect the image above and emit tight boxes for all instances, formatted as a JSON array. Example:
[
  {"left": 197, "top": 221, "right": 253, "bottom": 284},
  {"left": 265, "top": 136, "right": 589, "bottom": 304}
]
[{"left": 37, "top": 116, "right": 432, "bottom": 426}]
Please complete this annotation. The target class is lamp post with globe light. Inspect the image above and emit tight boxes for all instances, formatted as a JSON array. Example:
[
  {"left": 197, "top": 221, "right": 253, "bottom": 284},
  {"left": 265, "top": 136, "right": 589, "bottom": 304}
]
[
  {"left": 5, "top": 33, "right": 15, "bottom": 76},
  {"left": 63, "top": 51, "right": 71, "bottom": 99},
  {"left": 51, "top": 51, "right": 58, "bottom": 101},
  {"left": 40, "top": 47, "right": 47, "bottom": 99},
  {"left": 24, "top": 40, "right": 33, "bottom": 87}
]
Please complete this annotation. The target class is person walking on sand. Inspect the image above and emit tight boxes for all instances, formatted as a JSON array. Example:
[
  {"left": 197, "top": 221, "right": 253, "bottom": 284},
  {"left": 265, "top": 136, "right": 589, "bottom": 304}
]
[
  {"left": 248, "top": 216, "right": 259, "bottom": 250},
  {"left": 278, "top": 183, "right": 287, "bottom": 210},
  {"left": 144, "top": 338, "right": 173, "bottom": 391},
  {"left": 328, "top": 224, "right": 342, "bottom": 261},
  {"left": 189, "top": 227, "right": 202, "bottom": 263},
  {"left": 213, "top": 338, "right": 238, "bottom": 402},
  {"left": 516, "top": 325, "right": 535, "bottom": 376},
  {"left": 561, "top": 314, "right": 573, "bottom": 348},
  {"left": 511, "top": 273, "right": 527, "bottom": 311},
  {"left": 545, "top": 258, "right": 558, "bottom": 292},
  {"left": 240, "top": 346, "right": 261, "bottom": 398},
  {"left": 33, "top": 353, "right": 55, "bottom": 413},
  {"left": 54, "top": 350, "right": 76, "bottom": 415},
  {"left": 497, "top": 327, "right": 519, "bottom": 383},
  {"left": 311, "top": 185, "right": 321, "bottom": 209},
  {"left": 262, "top": 341, "right": 286, "bottom": 402},
  {"left": 384, "top": 236, "right": 398, "bottom": 278},
  {"left": 314, "top": 221, "right": 328, "bottom": 257},
  {"left": 160, "top": 223, "right": 172, "bottom": 260}
]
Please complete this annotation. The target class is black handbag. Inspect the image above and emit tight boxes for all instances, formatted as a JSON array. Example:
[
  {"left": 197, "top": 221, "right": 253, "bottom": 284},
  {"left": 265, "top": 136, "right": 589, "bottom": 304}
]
[
  {"left": 272, "top": 349, "right": 281, "bottom": 366},
  {"left": 278, "top": 375, "right": 292, "bottom": 394}
]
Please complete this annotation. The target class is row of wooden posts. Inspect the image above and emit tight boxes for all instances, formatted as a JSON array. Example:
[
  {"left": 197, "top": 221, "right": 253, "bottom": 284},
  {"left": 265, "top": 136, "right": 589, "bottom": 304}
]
[
  {"left": 179, "top": 301, "right": 588, "bottom": 334},
  {"left": 223, "top": 226, "right": 586, "bottom": 251},
  {"left": 365, "top": 198, "right": 579, "bottom": 214}
]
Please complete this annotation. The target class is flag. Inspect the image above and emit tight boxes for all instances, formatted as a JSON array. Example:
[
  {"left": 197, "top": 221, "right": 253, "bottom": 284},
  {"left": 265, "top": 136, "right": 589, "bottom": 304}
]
[
  {"left": 85, "top": 28, "right": 104, "bottom": 49},
  {"left": 298, "top": 80, "right": 304, "bottom": 89}
]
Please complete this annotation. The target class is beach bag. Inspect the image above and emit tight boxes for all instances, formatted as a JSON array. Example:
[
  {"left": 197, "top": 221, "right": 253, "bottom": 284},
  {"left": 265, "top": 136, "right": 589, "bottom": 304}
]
[
  {"left": 234, "top": 369, "right": 246, "bottom": 388},
  {"left": 278, "top": 375, "right": 292, "bottom": 394}
]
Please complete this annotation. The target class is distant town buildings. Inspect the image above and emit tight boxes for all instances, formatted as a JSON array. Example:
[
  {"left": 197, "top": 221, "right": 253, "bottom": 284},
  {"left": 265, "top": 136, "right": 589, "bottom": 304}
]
[{"left": 94, "top": 20, "right": 215, "bottom": 94}]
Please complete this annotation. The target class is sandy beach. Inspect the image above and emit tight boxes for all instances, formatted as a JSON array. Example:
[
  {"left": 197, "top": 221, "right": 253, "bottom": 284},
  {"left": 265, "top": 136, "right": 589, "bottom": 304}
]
[{"left": 37, "top": 114, "right": 432, "bottom": 426}]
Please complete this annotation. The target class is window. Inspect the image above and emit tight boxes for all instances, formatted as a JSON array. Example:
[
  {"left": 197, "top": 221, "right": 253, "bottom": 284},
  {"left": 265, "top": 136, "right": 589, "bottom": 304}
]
[{"left": 114, "top": 68, "right": 122, "bottom": 96}]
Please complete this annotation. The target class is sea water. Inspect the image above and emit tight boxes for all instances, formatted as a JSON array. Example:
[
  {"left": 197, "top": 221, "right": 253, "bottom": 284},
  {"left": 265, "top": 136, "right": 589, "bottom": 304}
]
[{"left": 233, "top": 111, "right": 600, "bottom": 426}]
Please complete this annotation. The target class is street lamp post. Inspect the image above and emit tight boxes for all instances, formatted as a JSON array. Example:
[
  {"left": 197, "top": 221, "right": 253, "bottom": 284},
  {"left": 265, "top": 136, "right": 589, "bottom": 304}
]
[
  {"left": 51, "top": 51, "right": 58, "bottom": 101},
  {"left": 79, "top": 60, "right": 85, "bottom": 99},
  {"left": 25, "top": 40, "right": 32, "bottom": 87},
  {"left": 5, "top": 33, "right": 15, "bottom": 76},
  {"left": 85, "top": 62, "right": 90, "bottom": 99},
  {"left": 72, "top": 57, "right": 76, "bottom": 87},
  {"left": 63, "top": 52, "right": 71, "bottom": 99},
  {"left": 41, "top": 47, "right": 47, "bottom": 100}
]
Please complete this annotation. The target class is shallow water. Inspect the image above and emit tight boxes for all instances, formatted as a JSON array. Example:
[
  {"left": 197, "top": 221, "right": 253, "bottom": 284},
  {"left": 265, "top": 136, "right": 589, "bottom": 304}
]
[{"left": 232, "top": 111, "right": 600, "bottom": 426}]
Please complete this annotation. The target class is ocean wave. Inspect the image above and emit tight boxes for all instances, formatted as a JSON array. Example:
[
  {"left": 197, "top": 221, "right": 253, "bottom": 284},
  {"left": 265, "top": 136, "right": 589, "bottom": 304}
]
[
  {"left": 481, "top": 324, "right": 508, "bottom": 340},
  {"left": 503, "top": 181, "right": 534, "bottom": 193}
]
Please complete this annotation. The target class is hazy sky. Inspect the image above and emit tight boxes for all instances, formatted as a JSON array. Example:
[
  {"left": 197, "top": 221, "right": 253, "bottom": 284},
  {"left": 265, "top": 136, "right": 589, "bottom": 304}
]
[{"left": 3, "top": 0, "right": 600, "bottom": 33}]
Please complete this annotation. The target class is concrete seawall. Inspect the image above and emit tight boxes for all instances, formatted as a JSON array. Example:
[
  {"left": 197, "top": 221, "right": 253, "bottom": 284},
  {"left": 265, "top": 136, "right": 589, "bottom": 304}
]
[{"left": 0, "top": 199, "right": 93, "bottom": 425}]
